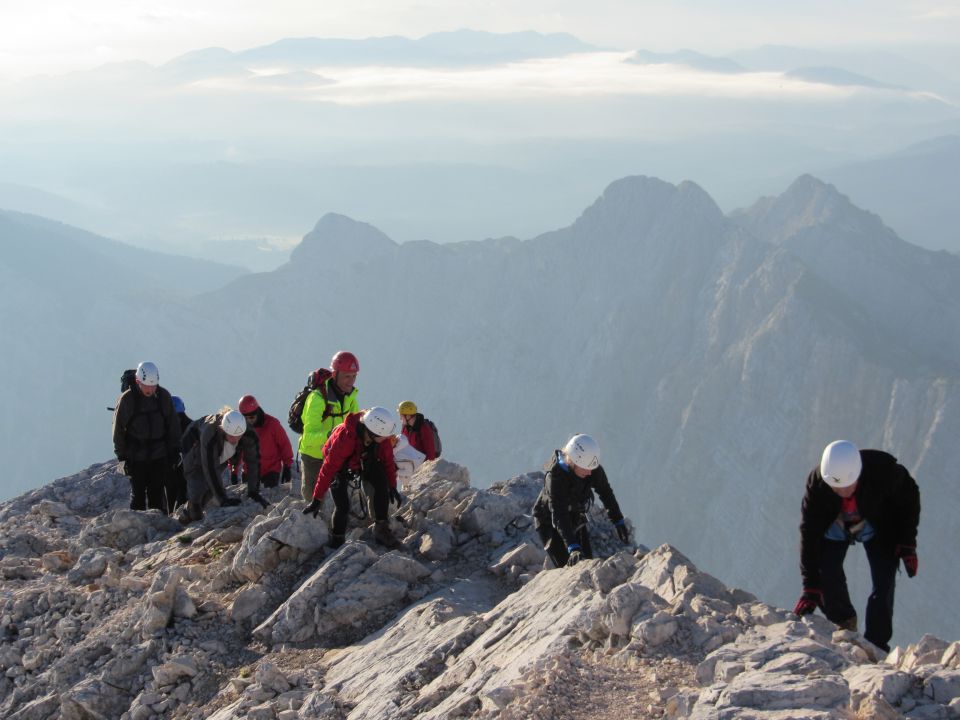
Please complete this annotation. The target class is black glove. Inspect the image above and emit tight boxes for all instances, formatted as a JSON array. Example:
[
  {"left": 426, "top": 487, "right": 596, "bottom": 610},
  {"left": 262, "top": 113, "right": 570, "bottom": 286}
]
[
  {"left": 280, "top": 465, "right": 292, "bottom": 484},
  {"left": 614, "top": 520, "right": 630, "bottom": 544},
  {"left": 302, "top": 498, "right": 322, "bottom": 518},
  {"left": 250, "top": 492, "right": 270, "bottom": 509},
  {"left": 221, "top": 497, "right": 242, "bottom": 507},
  {"left": 567, "top": 550, "right": 583, "bottom": 567},
  {"left": 389, "top": 488, "right": 404, "bottom": 506},
  {"left": 230, "top": 470, "right": 240, "bottom": 485}
]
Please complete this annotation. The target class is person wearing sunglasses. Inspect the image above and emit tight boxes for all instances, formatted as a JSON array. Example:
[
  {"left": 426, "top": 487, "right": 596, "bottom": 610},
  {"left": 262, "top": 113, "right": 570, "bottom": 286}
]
[{"left": 230, "top": 394, "right": 293, "bottom": 490}]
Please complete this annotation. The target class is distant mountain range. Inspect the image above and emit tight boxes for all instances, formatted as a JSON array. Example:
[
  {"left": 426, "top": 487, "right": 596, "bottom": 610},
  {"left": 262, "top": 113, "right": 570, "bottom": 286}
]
[{"left": 2, "top": 173, "right": 958, "bottom": 645}]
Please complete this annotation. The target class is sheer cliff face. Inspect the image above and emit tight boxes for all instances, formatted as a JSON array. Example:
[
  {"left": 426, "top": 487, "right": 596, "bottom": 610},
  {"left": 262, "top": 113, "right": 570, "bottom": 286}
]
[{"left": 4, "top": 174, "right": 958, "bottom": 643}]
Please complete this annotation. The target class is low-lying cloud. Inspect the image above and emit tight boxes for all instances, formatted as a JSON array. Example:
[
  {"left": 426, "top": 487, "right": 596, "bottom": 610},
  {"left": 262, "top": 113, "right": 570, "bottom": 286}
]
[{"left": 197, "top": 51, "right": 905, "bottom": 105}]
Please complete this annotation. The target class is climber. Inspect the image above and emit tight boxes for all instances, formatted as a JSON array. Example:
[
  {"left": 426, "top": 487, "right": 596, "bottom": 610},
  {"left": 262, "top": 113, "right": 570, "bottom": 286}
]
[
  {"left": 302, "top": 407, "right": 403, "bottom": 550},
  {"left": 231, "top": 394, "right": 293, "bottom": 489},
  {"left": 112, "top": 361, "right": 181, "bottom": 513},
  {"left": 532, "top": 434, "right": 631, "bottom": 568},
  {"left": 793, "top": 440, "right": 921, "bottom": 652},
  {"left": 178, "top": 408, "right": 267, "bottom": 524},
  {"left": 297, "top": 351, "right": 361, "bottom": 503}
]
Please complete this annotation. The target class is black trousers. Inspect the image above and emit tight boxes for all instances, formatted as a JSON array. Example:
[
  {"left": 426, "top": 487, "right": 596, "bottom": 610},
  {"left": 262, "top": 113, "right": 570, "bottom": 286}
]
[
  {"left": 820, "top": 538, "right": 898, "bottom": 651},
  {"left": 127, "top": 459, "right": 175, "bottom": 513},
  {"left": 534, "top": 507, "right": 593, "bottom": 568},
  {"left": 330, "top": 464, "right": 390, "bottom": 536}
]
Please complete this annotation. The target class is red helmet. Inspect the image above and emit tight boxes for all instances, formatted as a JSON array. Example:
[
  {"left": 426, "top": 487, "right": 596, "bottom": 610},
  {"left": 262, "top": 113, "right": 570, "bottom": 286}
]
[
  {"left": 331, "top": 351, "right": 359, "bottom": 373},
  {"left": 238, "top": 395, "right": 260, "bottom": 415}
]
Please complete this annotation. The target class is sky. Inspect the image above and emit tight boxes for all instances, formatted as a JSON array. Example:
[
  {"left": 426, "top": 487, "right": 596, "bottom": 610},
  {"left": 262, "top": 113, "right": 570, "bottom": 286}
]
[{"left": 1, "top": 0, "right": 959, "bottom": 81}]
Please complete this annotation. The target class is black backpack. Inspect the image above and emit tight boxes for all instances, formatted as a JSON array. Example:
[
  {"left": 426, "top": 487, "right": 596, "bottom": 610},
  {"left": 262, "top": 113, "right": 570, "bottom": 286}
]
[
  {"left": 423, "top": 417, "right": 442, "bottom": 457},
  {"left": 107, "top": 369, "right": 139, "bottom": 411},
  {"left": 120, "top": 368, "right": 137, "bottom": 393},
  {"left": 288, "top": 368, "right": 333, "bottom": 434}
]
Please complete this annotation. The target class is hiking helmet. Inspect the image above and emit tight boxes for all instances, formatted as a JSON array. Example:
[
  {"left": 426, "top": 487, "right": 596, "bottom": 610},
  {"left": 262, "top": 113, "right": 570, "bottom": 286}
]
[
  {"left": 136, "top": 361, "right": 160, "bottom": 387},
  {"left": 171, "top": 396, "right": 185, "bottom": 414},
  {"left": 331, "top": 351, "right": 359, "bottom": 373},
  {"left": 398, "top": 400, "right": 418, "bottom": 416},
  {"left": 820, "top": 440, "right": 862, "bottom": 489},
  {"left": 361, "top": 406, "right": 398, "bottom": 437},
  {"left": 221, "top": 410, "right": 247, "bottom": 437},
  {"left": 238, "top": 395, "right": 260, "bottom": 415},
  {"left": 563, "top": 434, "right": 601, "bottom": 471}
]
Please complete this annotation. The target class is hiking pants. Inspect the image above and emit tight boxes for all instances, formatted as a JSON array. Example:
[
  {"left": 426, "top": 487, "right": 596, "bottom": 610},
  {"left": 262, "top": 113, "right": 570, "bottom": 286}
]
[
  {"left": 820, "top": 538, "right": 898, "bottom": 651},
  {"left": 331, "top": 464, "right": 390, "bottom": 536},
  {"left": 127, "top": 458, "right": 171, "bottom": 513},
  {"left": 300, "top": 454, "right": 322, "bottom": 502},
  {"left": 534, "top": 507, "right": 593, "bottom": 568}
]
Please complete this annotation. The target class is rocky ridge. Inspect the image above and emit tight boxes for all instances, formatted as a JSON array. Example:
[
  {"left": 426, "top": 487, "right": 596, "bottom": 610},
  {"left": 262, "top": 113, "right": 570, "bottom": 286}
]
[{"left": 1, "top": 460, "right": 958, "bottom": 719}]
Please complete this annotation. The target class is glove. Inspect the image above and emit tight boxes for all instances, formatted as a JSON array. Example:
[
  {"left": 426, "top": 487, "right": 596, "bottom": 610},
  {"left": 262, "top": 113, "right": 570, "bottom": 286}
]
[
  {"left": 281, "top": 465, "right": 292, "bottom": 484},
  {"left": 389, "top": 488, "right": 404, "bottom": 506},
  {"left": 302, "top": 498, "right": 322, "bottom": 518},
  {"left": 567, "top": 550, "right": 583, "bottom": 567},
  {"left": 117, "top": 460, "right": 129, "bottom": 476},
  {"left": 230, "top": 470, "right": 240, "bottom": 485},
  {"left": 250, "top": 492, "right": 270, "bottom": 509},
  {"left": 221, "top": 497, "right": 242, "bottom": 507},
  {"left": 792, "top": 589, "right": 823, "bottom": 616},
  {"left": 614, "top": 519, "right": 630, "bottom": 544},
  {"left": 896, "top": 545, "right": 918, "bottom": 578}
]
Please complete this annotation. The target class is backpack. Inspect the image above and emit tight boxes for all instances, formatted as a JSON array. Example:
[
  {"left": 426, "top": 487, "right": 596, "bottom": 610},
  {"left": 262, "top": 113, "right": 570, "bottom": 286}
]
[
  {"left": 288, "top": 368, "right": 333, "bottom": 433},
  {"left": 120, "top": 368, "right": 137, "bottom": 393},
  {"left": 107, "top": 369, "right": 142, "bottom": 412},
  {"left": 423, "top": 417, "right": 442, "bottom": 457}
]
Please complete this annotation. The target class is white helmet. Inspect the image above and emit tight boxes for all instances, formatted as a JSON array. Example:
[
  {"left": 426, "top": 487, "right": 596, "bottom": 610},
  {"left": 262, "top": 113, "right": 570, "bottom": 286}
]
[
  {"left": 221, "top": 410, "right": 247, "bottom": 437},
  {"left": 361, "top": 406, "right": 398, "bottom": 437},
  {"left": 136, "top": 361, "right": 160, "bottom": 387},
  {"left": 820, "top": 440, "right": 861, "bottom": 488},
  {"left": 563, "top": 434, "right": 601, "bottom": 471}
]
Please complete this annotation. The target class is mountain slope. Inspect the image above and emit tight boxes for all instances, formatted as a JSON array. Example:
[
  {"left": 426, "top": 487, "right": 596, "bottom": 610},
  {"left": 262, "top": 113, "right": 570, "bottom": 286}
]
[{"left": 0, "top": 460, "right": 956, "bottom": 719}]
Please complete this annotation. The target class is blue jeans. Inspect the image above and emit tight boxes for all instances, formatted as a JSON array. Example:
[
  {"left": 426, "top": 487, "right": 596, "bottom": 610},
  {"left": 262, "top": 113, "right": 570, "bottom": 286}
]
[{"left": 820, "top": 538, "right": 898, "bottom": 651}]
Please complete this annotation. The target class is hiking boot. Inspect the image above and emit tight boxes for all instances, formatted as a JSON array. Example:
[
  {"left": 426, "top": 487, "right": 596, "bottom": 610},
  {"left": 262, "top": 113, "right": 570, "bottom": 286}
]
[
  {"left": 373, "top": 521, "right": 401, "bottom": 549},
  {"left": 176, "top": 501, "right": 203, "bottom": 526},
  {"left": 327, "top": 533, "right": 345, "bottom": 550},
  {"left": 837, "top": 615, "right": 858, "bottom": 632}
]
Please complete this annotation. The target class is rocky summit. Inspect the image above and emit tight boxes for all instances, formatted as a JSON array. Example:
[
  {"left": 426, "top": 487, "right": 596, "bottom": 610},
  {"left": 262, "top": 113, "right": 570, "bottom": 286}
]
[{"left": 1, "top": 460, "right": 958, "bottom": 719}]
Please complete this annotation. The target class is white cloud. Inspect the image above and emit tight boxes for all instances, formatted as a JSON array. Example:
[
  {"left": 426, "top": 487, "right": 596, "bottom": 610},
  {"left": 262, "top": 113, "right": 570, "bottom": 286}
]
[{"left": 194, "top": 52, "right": 881, "bottom": 106}]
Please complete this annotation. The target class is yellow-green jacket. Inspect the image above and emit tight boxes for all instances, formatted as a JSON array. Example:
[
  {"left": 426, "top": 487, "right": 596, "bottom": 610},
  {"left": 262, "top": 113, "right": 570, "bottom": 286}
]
[{"left": 298, "top": 379, "right": 359, "bottom": 459}]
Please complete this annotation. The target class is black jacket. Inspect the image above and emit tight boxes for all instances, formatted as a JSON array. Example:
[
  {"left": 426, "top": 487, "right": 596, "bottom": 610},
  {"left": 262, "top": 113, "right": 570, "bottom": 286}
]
[
  {"left": 112, "top": 386, "right": 180, "bottom": 463},
  {"left": 534, "top": 451, "right": 624, "bottom": 548},
  {"left": 800, "top": 449, "right": 920, "bottom": 589}
]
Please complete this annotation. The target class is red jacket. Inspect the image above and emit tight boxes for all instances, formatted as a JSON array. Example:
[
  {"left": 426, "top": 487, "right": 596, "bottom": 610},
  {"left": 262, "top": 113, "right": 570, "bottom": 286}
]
[
  {"left": 232, "top": 413, "right": 293, "bottom": 477},
  {"left": 402, "top": 414, "right": 437, "bottom": 460},
  {"left": 313, "top": 413, "right": 397, "bottom": 499}
]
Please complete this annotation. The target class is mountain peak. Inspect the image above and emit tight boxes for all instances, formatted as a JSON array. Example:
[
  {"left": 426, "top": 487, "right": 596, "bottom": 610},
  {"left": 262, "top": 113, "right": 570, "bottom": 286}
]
[
  {"left": 574, "top": 175, "right": 724, "bottom": 239},
  {"left": 733, "top": 174, "right": 879, "bottom": 245},
  {"left": 290, "top": 213, "right": 396, "bottom": 266}
]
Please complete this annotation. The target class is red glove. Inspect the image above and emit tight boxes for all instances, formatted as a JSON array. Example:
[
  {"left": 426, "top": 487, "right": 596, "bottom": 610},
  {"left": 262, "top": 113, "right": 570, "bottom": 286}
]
[
  {"left": 896, "top": 545, "right": 918, "bottom": 578},
  {"left": 793, "top": 589, "right": 823, "bottom": 616}
]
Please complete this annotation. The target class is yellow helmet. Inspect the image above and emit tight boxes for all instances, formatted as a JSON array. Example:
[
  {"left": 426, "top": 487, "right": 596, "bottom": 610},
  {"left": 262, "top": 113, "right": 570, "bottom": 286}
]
[{"left": 397, "top": 400, "right": 418, "bottom": 416}]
